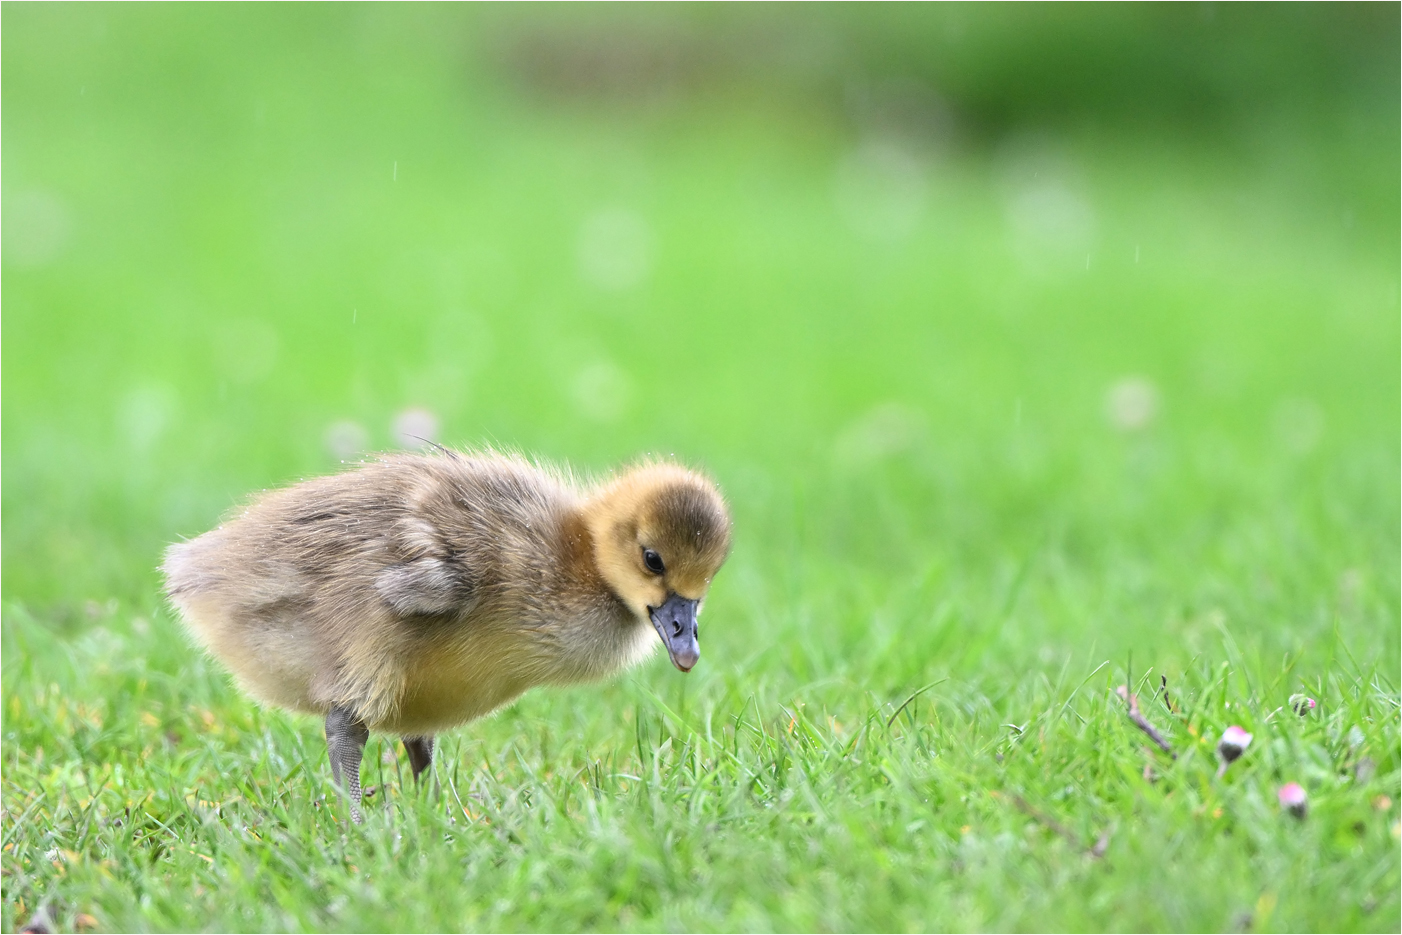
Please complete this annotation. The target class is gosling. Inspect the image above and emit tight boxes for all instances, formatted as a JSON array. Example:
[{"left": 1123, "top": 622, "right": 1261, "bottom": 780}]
[{"left": 162, "top": 450, "right": 732, "bottom": 821}]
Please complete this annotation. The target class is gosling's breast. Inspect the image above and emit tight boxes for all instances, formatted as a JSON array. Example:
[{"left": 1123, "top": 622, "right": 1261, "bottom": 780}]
[
  {"left": 381, "top": 627, "right": 538, "bottom": 734},
  {"left": 381, "top": 604, "right": 655, "bottom": 734}
]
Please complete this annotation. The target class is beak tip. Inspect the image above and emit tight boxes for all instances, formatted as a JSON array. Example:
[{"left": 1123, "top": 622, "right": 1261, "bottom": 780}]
[{"left": 650, "top": 592, "right": 701, "bottom": 675}]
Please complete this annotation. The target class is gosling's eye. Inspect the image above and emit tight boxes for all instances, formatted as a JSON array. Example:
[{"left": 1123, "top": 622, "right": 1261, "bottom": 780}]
[{"left": 642, "top": 548, "right": 665, "bottom": 574}]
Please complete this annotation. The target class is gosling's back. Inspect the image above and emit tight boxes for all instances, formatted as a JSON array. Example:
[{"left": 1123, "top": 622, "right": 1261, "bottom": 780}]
[{"left": 163, "top": 453, "right": 645, "bottom": 733}]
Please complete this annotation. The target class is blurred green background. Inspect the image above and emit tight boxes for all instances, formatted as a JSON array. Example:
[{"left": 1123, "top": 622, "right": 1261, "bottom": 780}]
[
  {"left": 2, "top": 4, "right": 1399, "bottom": 929},
  {"left": 4, "top": 3, "right": 1396, "bottom": 659}
]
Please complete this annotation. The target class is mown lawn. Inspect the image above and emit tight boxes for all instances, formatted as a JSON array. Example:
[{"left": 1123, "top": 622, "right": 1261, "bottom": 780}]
[{"left": 3, "top": 6, "right": 1398, "bottom": 932}]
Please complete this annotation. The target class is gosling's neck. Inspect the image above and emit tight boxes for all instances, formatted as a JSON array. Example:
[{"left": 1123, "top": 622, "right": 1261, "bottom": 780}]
[
  {"left": 529, "top": 508, "right": 651, "bottom": 684},
  {"left": 559, "top": 508, "right": 633, "bottom": 621}
]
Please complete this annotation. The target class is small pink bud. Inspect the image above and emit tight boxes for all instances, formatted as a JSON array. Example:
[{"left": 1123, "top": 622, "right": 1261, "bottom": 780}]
[
  {"left": 1278, "top": 782, "right": 1308, "bottom": 818},
  {"left": 1217, "top": 726, "right": 1253, "bottom": 764},
  {"left": 1289, "top": 694, "right": 1316, "bottom": 716}
]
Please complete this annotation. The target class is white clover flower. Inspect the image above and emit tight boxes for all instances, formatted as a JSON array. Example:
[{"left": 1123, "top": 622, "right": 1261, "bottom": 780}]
[{"left": 1278, "top": 782, "right": 1308, "bottom": 819}]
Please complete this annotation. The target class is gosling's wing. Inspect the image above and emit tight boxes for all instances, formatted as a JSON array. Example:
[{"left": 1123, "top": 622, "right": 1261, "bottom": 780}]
[
  {"left": 371, "top": 497, "right": 476, "bottom": 618},
  {"left": 373, "top": 543, "right": 470, "bottom": 615}
]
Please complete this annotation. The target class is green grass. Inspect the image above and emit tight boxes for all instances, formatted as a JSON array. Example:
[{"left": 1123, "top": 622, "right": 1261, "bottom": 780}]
[{"left": 3, "top": 6, "right": 1399, "bottom": 932}]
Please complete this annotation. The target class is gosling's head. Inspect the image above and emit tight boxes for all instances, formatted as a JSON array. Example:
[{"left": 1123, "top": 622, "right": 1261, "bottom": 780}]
[{"left": 584, "top": 463, "right": 732, "bottom": 672}]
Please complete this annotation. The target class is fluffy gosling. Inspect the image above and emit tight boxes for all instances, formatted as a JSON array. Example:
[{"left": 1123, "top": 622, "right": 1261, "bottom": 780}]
[{"left": 162, "top": 451, "right": 732, "bottom": 821}]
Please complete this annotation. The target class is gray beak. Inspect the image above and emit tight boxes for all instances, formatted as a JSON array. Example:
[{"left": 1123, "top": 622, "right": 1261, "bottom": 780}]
[{"left": 648, "top": 592, "right": 700, "bottom": 672}]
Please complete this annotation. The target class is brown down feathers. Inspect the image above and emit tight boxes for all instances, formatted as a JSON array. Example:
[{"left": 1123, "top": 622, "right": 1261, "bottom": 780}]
[{"left": 163, "top": 451, "right": 732, "bottom": 735}]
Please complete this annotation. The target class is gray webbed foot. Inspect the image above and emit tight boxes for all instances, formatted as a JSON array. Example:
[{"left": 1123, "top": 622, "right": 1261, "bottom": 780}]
[{"left": 325, "top": 706, "right": 370, "bottom": 824}]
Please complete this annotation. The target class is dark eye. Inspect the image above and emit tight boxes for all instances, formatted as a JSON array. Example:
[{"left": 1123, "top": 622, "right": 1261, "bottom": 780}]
[{"left": 642, "top": 548, "right": 665, "bottom": 574}]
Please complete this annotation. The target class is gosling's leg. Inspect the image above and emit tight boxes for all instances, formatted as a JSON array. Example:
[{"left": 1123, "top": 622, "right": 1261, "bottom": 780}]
[
  {"left": 325, "top": 706, "right": 370, "bottom": 824},
  {"left": 403, "top": 736, "right": 434, "bottom": 781}
]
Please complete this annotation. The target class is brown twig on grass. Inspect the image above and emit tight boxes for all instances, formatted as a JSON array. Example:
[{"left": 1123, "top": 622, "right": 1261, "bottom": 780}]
[
  {"left": 992, "top": 791, "right": 1111, "bottom": 859},
  {"left": 1116, "top": 685, "right": 1176, "bottom": 758},
  {"left": 1009, "top": 793, "right": 1078, "bottom": 844}
]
